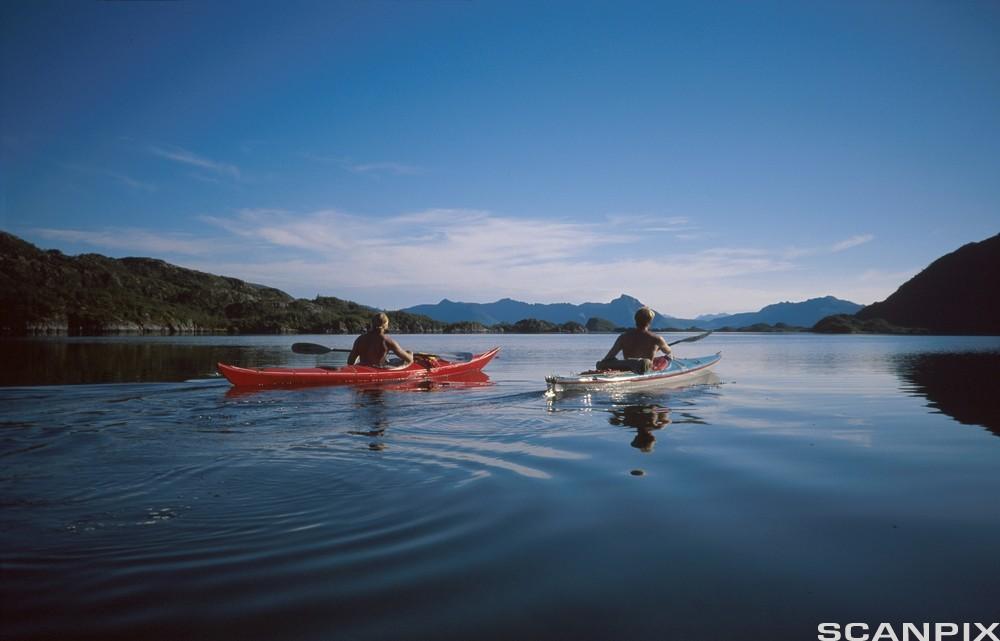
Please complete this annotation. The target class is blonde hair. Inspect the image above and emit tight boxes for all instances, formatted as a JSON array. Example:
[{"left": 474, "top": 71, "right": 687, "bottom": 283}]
[
  {"left": 370, "top": 312, "right": 390, "bottom": 330},
  {"left": 634, "top": 307, "right": 654, "bottom": 328}
]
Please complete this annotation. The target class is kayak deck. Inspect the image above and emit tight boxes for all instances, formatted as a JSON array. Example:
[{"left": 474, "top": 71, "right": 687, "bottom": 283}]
[
  {"left": 219, "top": 347, "right": 500, "bottom": 388},
  {"left": 545, "top": 352, "right": 721, "bottom": 395}
]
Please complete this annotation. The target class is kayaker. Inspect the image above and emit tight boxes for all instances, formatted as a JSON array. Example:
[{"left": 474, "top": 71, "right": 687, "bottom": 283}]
[
  {"left": 596, "top": 307, "right": 672, "bottom": 374},
  {"left": 348, "top": 312, "right": 414, "bottom": 369}
]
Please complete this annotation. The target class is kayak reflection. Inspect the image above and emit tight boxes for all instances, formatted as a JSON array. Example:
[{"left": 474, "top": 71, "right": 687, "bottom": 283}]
[
  {"left": 354, "top": 370, "right": 492, "bottom": 393},
  {"left": 608, "top": 404, "right": 672, "bottom": 452}
]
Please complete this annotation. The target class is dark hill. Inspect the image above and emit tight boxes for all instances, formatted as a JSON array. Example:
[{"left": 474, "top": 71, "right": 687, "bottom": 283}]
[
  {"left": 0, "top": 231, "right": 443, "bottom": 335},
  {"left": 855, "top": 233, "right": 1000, "bottom": 334}
]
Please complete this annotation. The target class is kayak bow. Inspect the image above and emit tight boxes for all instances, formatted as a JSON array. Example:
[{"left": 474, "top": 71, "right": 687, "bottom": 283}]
[{"left": 218, "top": 347, "right": 500, "bottom": 388}]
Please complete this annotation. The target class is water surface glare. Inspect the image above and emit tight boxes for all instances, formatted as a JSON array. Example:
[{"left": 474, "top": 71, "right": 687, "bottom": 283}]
[{"left": 2, "top": 334, "right": 999, "bottom": 640}]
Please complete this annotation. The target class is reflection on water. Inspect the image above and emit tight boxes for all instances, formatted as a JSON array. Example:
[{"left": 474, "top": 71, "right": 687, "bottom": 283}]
[
  {"left": 895, "top": 352, "right": 1000, "bottom": 436},
  {"left": 0, "top": 338, "right": 289, "bottom": 385},
  {"left": 353, "top": 387, "right": 390, "bottom": 438},
  {"left": 223, "top": 370, "right": 493, "bottom": 398},
  {"left": 0, "top": 338, "right": 498, "bottom": 389},
  {"left": 4, "top": 334, "right": 1000, "bottom": 641},
  {"left": 609, "top": 404, "right": 672, "bottom": 452}
]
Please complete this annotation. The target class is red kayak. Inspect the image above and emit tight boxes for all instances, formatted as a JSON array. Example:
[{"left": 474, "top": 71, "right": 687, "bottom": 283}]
[{"left": 218, "top": 347, "right": 500, "bottom": 388}]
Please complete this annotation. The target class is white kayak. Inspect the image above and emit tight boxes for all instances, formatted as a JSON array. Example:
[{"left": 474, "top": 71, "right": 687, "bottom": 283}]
[{"left": 545, "top": 352, "right": 722, "bottom": 395}]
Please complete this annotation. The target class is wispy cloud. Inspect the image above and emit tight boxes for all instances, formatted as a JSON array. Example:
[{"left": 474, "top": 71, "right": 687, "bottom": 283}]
[
  {"left": 605, "top": 214, "right": 696, "bottom": 234},
  {"left": 298, "top": 152, "right": 344, "bottom": 164},
  {"left": 239, "top": 139, "right": 267, "bottom": 154},
  {"left": 831, "top": 234, "right": 874, "bottom": 252},
  {"left": 859, "top": 267, "right": 918, "bottom": 284},
  {"left": 109, "top": 171, "right": 156, "bottom": 192},
  {"left": 784, "top": 234, "right": 875, "bottom": 258},
  {"left": 149, "top": 145, "right": 241, "bottom": 180},
  {"left": 188, "top": 173, "right": 223, "bottom": 185},
  {"left": 31, "top": 228, "right": 223, "bottom": 256},
  {"left": 206, "top": 208, "right": 634, "bottom": 260},
  {"left": 351, "top": 162, "right": 423, "bottom": 176},
  {"left": 193, "top": 208, "right": 810, "bottom": 313},
  {"left": 300, "top": 152, "right": 424, "bottom": 176},
  {"left": 64, "top": 164, "right": 156, "bottom": 192}
]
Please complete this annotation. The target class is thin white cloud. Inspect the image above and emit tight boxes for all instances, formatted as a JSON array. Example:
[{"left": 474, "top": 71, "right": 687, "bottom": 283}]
[
  {"left": 831, "top": 234, "right": 874, "bottom": 252},
  {"left": 239, "top": 139, "right": 267, "bottom": 154},
  {"left": 205, "top": 208, "right": 635, "bottom": 263},
  {"left": 298, "top": 152, "right": 346, "bottom": 164},
  {"left": 108, "top": 171, "right": 156, "bottom": 192},
  {"left": 351, "top": 162, "right": 423, "bottom": 176},
  {"left": 193, "top": 208, "right": 812, "bottom": 314},
  {"left": 605, "top": 214, "right": 696, "bottom": 234},
  {"left": 64, "top": 164, "right": 156, "bottom": 192},
  {"left": 149, "top": 145, "right": 241, "bottom": 180},
  {"left": 783, "top": 234, "right": 875, "bottom": 258},
  {"left": 188, "top": 173, "right": 223, "bottom": 185},
  {"left": 31, "top": 228, "right": 223, "bottom": 256},
  {"left": 299, "top": 152, "right": 423, "bottom": 176}
]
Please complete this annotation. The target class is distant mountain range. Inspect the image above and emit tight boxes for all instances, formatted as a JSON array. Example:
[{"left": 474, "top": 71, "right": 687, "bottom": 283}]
[
  {"left": 403, "top": 294, "right": 863, "bottom": 330},
  {"left": 700, "top": 297, "right": 863, "bottom": 329},
  {"left": 818, "top": 232, "right": 1000, "bottom": 334},
  {"left": 402, "top": 294, "right": 676, "bottom": 328}
]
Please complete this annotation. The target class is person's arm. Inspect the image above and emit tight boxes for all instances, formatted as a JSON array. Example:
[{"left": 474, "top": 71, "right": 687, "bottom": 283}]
[
  {"left": 347, "top": 337, "right": 362, "bottom": 365},
  {"left": 657, "top": 335, "right": 673, "bottom": 358},
  {"left": 385, "top": 336, "right": 413, "bottom": 369},
  {"left": 601, "top": 335, "right": 624, "bottom": 362}
]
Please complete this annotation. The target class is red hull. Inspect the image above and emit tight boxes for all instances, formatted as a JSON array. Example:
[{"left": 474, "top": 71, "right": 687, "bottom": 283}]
[{"left": 218, "top": 347, "right": 500, "bottom": 388}]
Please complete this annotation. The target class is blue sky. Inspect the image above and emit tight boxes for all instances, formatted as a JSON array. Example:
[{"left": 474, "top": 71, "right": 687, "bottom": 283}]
[{"left": 2, "top": 0, "right": 997, "bottom": 317}]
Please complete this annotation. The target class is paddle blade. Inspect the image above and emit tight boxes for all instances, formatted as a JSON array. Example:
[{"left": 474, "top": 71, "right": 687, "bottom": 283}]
[
  {"left": 668, "top": 331, "right": 713, "bottom": 346},
  {"left": 291, "top": 342, "right": 334, "bottom": 355}
]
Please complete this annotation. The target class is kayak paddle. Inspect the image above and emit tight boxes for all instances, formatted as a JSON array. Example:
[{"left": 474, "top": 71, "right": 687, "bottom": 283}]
[
  {"left": 667, "top": 330, "right": 712, "bottom": 346},
  {"left": 292, "top": 343, "right": 351, "bottom": 355},
  {"left": 291, "top": 342, "right": 471, "bottom": 361}
]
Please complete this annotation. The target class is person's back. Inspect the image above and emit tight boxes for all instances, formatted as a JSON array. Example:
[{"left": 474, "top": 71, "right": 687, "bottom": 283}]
[
  {"left": 616, "top": 327, "right": 665, "bottom": 360},
  {"left": 351, "top": 331, "right": 392, "bottom": 366},
  {"left": 349, "top": 313, "right": 413, "bottom": 369},
  {"left": 597, "top": 307, "right": 672, "bottom": 374}
]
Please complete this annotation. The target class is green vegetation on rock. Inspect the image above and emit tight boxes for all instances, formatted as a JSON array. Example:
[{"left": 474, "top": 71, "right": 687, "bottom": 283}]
[
  {"left": 1, "top": 232, "right": 597, "bottom": 336},
  {"left": 585, "top": 317, "right": 617, "bottom": 332},
  {"left": 812, "top": 315, "right": 924, "bottom": 335},
  {"left": 0, "top": 232, "right": 445, "bottom": 335}
]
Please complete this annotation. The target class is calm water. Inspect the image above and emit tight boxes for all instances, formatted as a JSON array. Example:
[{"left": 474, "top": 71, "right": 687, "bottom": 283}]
[{"left": 2, "top": 333, "right": 999, "bottom": 640}]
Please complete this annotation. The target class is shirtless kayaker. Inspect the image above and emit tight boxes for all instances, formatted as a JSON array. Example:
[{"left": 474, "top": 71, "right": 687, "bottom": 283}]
[
  {"left": 596, "top": 307, "right": 672, "bottom": 374},
  {"left": 349, "top": 312, "right": 414, "bottom": 369}
]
